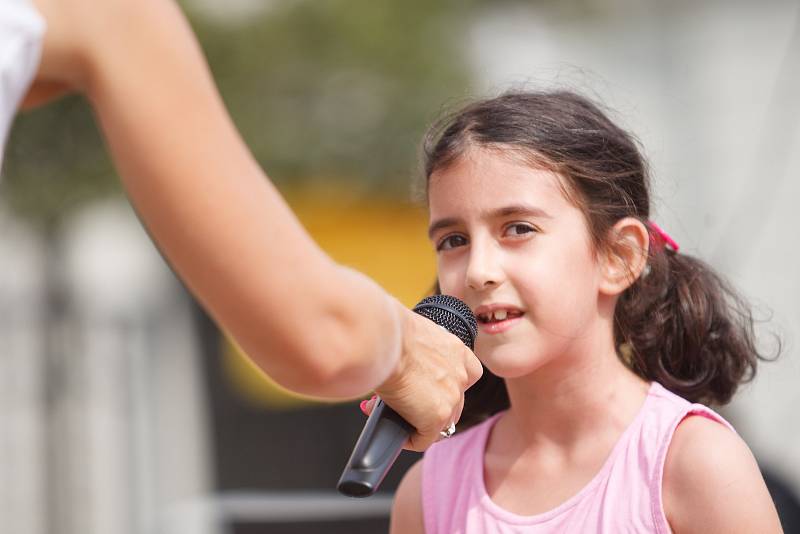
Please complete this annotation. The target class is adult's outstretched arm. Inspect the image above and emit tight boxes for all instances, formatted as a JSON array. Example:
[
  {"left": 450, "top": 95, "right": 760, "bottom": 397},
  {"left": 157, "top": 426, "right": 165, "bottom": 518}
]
[{"left": 27, "top": 0, "right": 482, "bottom": 450}]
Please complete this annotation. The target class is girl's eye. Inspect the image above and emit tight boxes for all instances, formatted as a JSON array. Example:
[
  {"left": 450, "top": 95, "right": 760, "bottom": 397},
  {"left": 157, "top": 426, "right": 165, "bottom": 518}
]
[
  {"left": 437, "top": 234, "right": 468, "bottom": 251},
  {"left": 504, "top": 223, "right": 537, "bottom": 237}
]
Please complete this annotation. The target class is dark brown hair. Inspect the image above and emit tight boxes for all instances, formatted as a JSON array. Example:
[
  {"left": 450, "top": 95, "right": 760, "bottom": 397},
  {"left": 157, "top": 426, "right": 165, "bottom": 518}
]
[{"left": 423, "top": 90, "right": 776, "bottom": 428}]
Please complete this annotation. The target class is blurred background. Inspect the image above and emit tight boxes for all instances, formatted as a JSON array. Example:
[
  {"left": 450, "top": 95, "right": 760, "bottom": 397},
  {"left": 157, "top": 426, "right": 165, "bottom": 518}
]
[{"left": 1, "top": 0, "right": 799, "bottom": 532}]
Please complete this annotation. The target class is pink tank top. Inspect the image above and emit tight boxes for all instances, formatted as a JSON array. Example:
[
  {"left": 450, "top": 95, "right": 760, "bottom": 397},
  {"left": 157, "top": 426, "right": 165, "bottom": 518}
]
[{"left": 422, "top": 381, "right": 734, "bottom": 533}]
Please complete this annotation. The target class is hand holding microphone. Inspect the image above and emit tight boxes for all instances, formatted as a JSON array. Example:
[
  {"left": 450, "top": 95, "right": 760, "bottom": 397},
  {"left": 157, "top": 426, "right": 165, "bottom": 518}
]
[
  {"left": 375, "top": 296, "right": 480, "bottom": 451},
  {"left": 338, "top": 295, "right": 480, "bottom": 497}
]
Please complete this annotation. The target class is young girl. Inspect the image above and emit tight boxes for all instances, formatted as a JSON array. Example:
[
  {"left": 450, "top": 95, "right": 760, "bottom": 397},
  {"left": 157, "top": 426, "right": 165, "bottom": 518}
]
[{"left": 389, "top": 91, "right": 782, "bottom": 533}]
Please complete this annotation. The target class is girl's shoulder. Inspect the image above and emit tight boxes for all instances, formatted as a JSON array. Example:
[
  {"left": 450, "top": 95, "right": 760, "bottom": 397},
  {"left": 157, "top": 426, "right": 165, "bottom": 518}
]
[
  {"left": 390, "top": 414, "right": 497, "bottom": 534},
  {"left": 390, "top": 459, "right": 425, "bottom": 534},
  {"left": 661, "top": 413, "right": 781, "bottom": 533}
]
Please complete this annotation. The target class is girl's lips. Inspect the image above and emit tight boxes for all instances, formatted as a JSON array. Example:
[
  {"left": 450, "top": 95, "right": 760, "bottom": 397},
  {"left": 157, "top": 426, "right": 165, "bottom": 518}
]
[
  {"left": 478, "top": 314, "right": 523, "bottom": 335},
  {"left": 474, "top": 303, "right": 524, "bottom": 322}
]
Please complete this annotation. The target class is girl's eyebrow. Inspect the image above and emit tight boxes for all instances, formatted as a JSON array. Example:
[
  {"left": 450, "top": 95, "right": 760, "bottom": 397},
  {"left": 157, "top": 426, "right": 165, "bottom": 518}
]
[
  {"left": 428, "top": 204, "right": 552, "bottom": 238},
  {"left": 493, "top": 204, "right": 553, "bottom": 220},
  {"left": 428, "top": 217, "right": 460, "bottom": 239}
]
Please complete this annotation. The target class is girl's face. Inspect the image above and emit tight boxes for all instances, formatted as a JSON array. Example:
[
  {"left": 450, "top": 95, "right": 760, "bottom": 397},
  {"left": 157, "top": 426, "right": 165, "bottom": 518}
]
[{"left": 428, "top": 147, "right": 606, "bottom": 379}]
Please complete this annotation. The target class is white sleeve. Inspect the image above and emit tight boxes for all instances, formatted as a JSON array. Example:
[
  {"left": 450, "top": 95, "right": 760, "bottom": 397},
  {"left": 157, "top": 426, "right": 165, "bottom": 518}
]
[{"left": 0, "top": 0, "right": 46, "bottom": 168}]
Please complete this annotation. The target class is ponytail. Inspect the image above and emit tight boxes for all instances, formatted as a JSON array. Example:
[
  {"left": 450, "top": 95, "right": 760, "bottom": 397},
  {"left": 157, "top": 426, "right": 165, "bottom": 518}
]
[{"left": 615, "top": 246, "right": 773, "bottom": 405}]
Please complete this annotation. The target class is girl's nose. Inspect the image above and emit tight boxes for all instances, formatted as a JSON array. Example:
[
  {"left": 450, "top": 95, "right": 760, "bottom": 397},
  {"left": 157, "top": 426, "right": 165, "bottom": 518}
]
[{"left": 465, "top": 240, "right": 504, "bottom": 291}]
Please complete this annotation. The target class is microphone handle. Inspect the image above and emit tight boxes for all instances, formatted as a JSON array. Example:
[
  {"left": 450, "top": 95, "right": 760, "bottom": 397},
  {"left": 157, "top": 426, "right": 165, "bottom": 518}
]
[{"left": 336, "top": 398, "right": 412, "bottom": 497}]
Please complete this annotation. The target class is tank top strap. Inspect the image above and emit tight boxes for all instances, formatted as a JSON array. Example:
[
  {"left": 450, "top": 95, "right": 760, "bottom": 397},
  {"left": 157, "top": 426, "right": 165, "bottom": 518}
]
[
  {"left": 644, "top": 382, "right": 736, "bottom": 533},
  {"left": 422, "top": 413, "right": 503, "bottom": 534}
]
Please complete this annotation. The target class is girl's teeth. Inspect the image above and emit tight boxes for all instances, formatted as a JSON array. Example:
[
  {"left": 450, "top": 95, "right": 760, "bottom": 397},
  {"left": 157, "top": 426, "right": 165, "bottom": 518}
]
[{"left": 493, "top": 310, "right": 507, "bottom": 321}]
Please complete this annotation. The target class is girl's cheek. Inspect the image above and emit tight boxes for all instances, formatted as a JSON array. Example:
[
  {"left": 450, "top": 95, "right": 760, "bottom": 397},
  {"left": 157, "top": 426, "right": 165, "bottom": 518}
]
[
  {"left": 437, "top": 267, "right": 464, "bottom": 297},
  {"left": 437, "top": 278, "right": 460, "bottom": 298}
]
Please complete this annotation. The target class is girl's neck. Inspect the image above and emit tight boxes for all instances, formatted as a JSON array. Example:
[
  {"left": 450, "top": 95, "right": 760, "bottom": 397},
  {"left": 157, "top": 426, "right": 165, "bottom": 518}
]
[{"left": 500, "top": 328, "right": 650, "bottom": 451}]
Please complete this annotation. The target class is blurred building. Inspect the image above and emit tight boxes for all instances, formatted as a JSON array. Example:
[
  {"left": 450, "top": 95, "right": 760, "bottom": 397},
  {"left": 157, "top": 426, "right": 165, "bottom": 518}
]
[{"left": 0, "top": 202, "right": 212, "bottom": 534}]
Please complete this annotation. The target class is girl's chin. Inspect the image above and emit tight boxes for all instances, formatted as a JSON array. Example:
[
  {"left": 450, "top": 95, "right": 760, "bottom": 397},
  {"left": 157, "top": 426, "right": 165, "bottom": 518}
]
[
  {"left": 481, "top": 356, "right": 546, "bottom": 380},
  {"left": 477, "top": 345, "right": 547, "bottom": 377}
]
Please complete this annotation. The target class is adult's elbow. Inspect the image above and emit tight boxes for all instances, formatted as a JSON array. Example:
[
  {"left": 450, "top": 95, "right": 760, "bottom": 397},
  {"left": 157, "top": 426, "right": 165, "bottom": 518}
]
[
  {"left": 238, "top": 270, "right": 400, "bottom": 399},
  {"left": 303, "top": 324, "right": 383, "bottom": 397},
  {"left": 281, "top": 305, "right": 396, "bottom": 398}
]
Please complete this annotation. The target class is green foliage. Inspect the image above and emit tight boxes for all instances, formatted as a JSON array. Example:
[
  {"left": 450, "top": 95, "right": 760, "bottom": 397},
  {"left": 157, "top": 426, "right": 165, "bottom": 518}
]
[
  {"left": 2, "top": 96, "right": 121, "bottom": 229},
  {"left": 2, "top": 0, "right": 473, "bottom": 227},
  {"left": 190, "top": 0, "right": 473, "bottom": 193}
]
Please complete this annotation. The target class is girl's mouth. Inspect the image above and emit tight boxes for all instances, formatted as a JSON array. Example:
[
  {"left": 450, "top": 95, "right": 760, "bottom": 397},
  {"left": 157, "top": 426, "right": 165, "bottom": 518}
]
[
  {"left": 476, "top": 309, "right": 523, "bottom": 323},
  {"left": 475, "top": 308, "right": 524, "bottom": 334}
]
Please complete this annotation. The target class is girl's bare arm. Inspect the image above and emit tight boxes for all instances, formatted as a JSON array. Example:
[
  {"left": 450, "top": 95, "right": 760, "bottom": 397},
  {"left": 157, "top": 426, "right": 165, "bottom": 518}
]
[
  {"left": 663, "top": 416, "right": 783, "bottom": 533},
  {"left": 390, "top": 460, "right": 426, "bottom": 534}
]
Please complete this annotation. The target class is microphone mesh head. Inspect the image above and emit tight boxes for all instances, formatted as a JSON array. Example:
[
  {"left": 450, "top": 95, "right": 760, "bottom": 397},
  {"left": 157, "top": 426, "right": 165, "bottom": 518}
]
[{"left": 412, "top": 295, "right": 477, "bottom": 350}]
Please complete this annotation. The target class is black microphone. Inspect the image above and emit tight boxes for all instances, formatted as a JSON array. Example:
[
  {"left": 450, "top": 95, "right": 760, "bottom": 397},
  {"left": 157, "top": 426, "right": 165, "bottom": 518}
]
[{"left": 337, "top": 295, "right": 477, "bottom": 498}]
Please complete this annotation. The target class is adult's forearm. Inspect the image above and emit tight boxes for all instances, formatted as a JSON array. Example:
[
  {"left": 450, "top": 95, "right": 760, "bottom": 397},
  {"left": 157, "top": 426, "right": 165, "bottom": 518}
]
[{"left": 77, "top": 0, "right": 400, "bottom": 397}]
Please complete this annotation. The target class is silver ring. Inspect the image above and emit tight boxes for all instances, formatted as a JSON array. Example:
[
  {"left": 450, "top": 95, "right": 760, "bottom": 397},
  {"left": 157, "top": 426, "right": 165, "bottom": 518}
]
[{"left": 439, "top": 422, "right": 456, "bottom": 439}]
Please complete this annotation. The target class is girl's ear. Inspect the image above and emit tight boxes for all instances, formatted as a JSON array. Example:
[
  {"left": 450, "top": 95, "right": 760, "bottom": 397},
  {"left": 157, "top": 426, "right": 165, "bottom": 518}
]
[{"left": 598, "top": 217, "right": 649, "bottom": 296}]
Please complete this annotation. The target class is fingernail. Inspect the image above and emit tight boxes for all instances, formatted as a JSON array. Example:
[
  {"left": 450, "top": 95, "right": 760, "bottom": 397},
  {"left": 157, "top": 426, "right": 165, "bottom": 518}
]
[{"left": 359, "top": 400, "right": 369, "bottom": 415}]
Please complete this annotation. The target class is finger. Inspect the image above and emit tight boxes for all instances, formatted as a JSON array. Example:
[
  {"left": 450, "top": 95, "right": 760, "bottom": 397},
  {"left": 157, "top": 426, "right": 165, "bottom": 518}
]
[
  {"left": 360, "top": 395, "right": 378, "bottom": 416},
  {"left": 450, "top": 397, "right": 465, "bottom": 428},
  {"left": 464, "top": 348, "right": 484, "bottom": 388},
  {"left": 403, "top": 412, "right": 443, "bottom": 452},
  {"left": 405, "top": 397, "right": 457, "bottom": 452},
  {"left": 405, "top": 428, "right": 437, "bottom": 453}
]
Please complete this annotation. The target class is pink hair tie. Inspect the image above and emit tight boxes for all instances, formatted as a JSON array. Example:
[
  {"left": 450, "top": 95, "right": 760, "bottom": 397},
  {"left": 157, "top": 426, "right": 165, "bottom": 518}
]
[{"left": 647, "top": 221, "right": 679, "bottom": 252}]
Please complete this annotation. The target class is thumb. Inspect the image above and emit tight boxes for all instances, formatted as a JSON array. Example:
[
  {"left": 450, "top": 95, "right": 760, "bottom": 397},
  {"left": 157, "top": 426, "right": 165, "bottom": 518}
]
[{"left": 359, "top": 395, "right": 378, "bottom": 416}]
